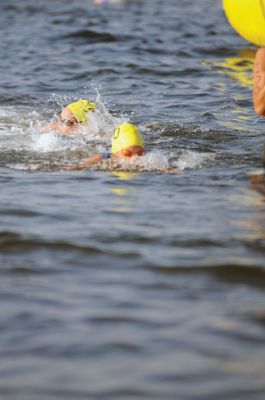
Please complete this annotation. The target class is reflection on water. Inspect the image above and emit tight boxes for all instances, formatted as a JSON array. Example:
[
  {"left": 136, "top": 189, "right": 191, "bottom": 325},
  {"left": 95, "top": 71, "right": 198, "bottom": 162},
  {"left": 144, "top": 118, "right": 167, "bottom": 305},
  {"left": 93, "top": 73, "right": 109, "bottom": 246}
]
[
  {"left": 112, "top": 171, "right": 139, "bottom": 181},
  {"left": 110, "top": 172, "right": 138, "bottom": 213},
  {"left": 223, "top": 104, "right": 254, "bottom": 132},
  {"left": 233, "top": 170, "right": 265, "bottom": 248},
  {"left": 205, "top": 48, "right": 256, "bottom": 88},
  {"left": 110, "top": 192, "right": 133, "bottom": 213},
  {"left": 245, "top": 170, "right": 265, "bottom": 240},
  {"left": 216, "top": 48, "right": 256, "bottom": 88},
  {"left": 91, "top": 0, "right": 130, "bottom": 4},
  {"left": 202, "top": 47, "right": 256, "bottom": 131},
  {"left": 248, "top": 169, "right": 265, "bottom": 200}
]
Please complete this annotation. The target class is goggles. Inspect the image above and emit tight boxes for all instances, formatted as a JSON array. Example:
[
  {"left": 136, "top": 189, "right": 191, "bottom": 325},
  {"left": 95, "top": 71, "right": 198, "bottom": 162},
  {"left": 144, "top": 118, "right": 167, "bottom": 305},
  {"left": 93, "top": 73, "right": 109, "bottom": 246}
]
[
  {"left": 121, "top": 148, "right": 144, "bottom": 157},
  {"left": 62, "top": 118, "right": 76, "bottom": 126}
]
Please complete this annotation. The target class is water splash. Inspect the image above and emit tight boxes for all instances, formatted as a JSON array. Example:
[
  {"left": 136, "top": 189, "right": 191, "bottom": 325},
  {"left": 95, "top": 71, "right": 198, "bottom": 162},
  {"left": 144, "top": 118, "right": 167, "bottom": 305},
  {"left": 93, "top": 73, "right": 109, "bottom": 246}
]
[
  {"left": 175, "top": 150, "right": 215, "bottom": 169},
  {"left": 0, "top": 90, "right": 216, "bottom": 172},
  {"left": 31, "top": 132, "right": 66, "bottom": 153}
]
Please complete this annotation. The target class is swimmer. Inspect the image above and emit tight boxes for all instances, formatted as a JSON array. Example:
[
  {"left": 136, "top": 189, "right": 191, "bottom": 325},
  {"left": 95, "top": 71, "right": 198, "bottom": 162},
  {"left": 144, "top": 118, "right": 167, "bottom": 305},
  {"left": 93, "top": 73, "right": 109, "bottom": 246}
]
[
  {"left": 222, "top": 1, "right": 265, "bottom": 116},
  {"left": 42, "top": 99, "right": 96, "bottom": 134},
  {"left": 248, "top": 168, "right": 265, "bottom": 197},
  {"left": 253, "top": 48, "right": 265, "bottom": 116},
  {"left": 62, "top": 123, "right": 183, "bottom": 173},
  {"left": 248, "top": 145, "right": 265, "bottom": 196}
]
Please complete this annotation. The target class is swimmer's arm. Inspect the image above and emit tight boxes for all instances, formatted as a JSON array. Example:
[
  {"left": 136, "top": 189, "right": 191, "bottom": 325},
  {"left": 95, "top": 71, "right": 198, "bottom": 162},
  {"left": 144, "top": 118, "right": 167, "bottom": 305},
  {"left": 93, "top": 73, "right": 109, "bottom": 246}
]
[
  {"left": 56, "top": 124, "right": 76, "bottom": 134},
  {"left": 40, "top": 122, "right": 59, "bottom": 132},
  {"left": 253, "top": 48, "right": 265, "bottom": 116},
  {"left": 62, "top": 153, "right": 107, "bottom": 171},
  {"left": 40, "top": 121, "right": 76, "bottom": 134}
]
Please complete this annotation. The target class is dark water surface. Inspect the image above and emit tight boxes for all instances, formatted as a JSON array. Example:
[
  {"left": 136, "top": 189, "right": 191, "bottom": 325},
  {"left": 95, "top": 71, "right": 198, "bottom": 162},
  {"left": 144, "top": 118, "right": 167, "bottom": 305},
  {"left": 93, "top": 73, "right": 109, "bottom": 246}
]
[{"left": 1, "top": 0, "right": 265, "bottom": 399}]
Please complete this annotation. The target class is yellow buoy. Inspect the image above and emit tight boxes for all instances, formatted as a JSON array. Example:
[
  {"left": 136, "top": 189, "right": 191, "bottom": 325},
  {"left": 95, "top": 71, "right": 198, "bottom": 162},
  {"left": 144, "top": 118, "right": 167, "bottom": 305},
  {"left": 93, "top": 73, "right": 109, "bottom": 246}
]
[{"left": 223, "top": 0, "right": 265, "bottom": 46}]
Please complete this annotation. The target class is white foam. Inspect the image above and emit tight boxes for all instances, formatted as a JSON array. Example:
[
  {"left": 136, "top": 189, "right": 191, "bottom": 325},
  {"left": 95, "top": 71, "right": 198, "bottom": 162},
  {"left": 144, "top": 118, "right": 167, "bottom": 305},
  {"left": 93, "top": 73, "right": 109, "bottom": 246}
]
[
  {"left": 31, "top": 132, "right": 66, "bottom": 152},
  {"left": 0, "top": 91, "right": 126, "bottom": 155},
  {"left": 7, "top": 163, "right": 41, "bottom": 171},
  {"left": 116, "top": 150, "right": 214, "bottom": 172},
  {"left": 175, "top": 150, "right": 215, "bottom": 169},
  {"left": 109, "top": 151, "right": 170, "bottom": 172},
  {"left": 139, "top": 151, "right": 170, "bottom": 170},
  {"left": 37, "top": 92, "right": 125, "bottom": 144}
]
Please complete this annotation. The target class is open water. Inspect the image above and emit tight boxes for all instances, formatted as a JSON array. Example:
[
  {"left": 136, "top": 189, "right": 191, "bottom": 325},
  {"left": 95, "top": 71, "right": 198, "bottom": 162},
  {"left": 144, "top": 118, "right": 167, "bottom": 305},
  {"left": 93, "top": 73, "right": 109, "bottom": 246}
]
[{"left": 1, "top": 0, "right": 265, "bottom": 399}]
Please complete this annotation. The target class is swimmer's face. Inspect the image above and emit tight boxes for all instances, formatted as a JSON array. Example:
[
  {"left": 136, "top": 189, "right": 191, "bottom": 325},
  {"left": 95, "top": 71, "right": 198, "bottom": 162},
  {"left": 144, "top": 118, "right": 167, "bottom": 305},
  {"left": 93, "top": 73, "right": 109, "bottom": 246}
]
[
  {"left": 60, "top": 107, "right": 77, "bottom": 124},
  {"left": 115, "top": 145, "right": 145, "bottom": 158}
]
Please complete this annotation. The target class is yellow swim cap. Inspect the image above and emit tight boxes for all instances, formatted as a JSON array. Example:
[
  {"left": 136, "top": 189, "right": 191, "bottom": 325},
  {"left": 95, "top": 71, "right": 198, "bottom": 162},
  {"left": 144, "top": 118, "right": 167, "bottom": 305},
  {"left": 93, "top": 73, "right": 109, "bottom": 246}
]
[
  {"left": 223, "top": 0, "right": 265, "bottom": 46},
  {"left": 67, "top": 99, "right": 96, "bottom": 122},
  {"left": 111, "top": 123, "right": 143, "bottom": 154}
]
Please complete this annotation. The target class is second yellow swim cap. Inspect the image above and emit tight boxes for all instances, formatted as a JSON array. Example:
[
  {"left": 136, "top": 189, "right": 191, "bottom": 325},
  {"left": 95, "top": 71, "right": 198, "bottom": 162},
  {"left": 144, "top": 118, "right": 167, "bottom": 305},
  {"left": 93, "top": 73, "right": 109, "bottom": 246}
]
[
  {"left": 67, "top": 99, "right": 96, "bottom": 122},
  {"left": 223, "top": 0, "right": 265, "bottom": 46},
  {"left": 111, "top": 123, "right": 143, "bottom": 154}
]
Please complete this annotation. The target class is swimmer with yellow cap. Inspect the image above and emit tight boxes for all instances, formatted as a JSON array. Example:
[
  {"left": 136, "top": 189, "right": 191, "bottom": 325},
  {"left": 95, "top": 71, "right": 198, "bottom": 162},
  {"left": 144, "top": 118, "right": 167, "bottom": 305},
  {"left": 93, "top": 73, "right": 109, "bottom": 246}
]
[
  {"left": 63, "top": 123, "right": 182, "bottom": 173},
  {"left": 111, "top": 123, "right": 144, "bottom": 157},
  {"left": 221, "top": 1, "right": 265, "bottom": 116},
  {"left": 42, "top": 99, "right": 96, "bottom": 134},
  {"left": 63, "top": 123, "right": 144, "bottom": 170}
]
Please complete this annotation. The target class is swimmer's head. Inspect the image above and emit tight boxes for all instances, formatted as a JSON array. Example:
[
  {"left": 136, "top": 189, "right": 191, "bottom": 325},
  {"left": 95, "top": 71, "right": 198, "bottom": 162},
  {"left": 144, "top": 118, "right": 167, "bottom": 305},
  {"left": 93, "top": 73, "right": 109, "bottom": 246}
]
[
  {"left": 111, "top": 123, "right": 144, "bottom": 156},
  {"left": 65, "top": 99, "right": 96, "bottom": 123}
]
